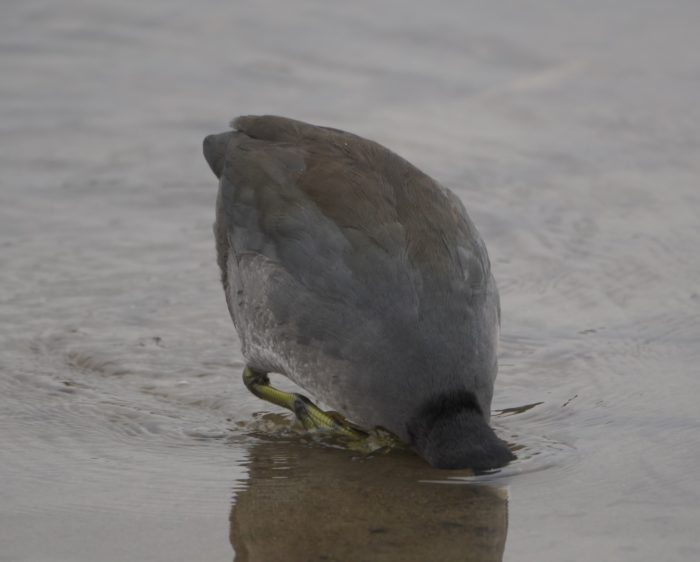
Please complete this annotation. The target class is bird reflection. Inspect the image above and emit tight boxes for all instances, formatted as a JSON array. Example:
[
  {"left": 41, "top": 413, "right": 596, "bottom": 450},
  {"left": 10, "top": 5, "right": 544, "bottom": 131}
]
[{"left": 230, "top": 437, "right": 508, "bottom": 561}]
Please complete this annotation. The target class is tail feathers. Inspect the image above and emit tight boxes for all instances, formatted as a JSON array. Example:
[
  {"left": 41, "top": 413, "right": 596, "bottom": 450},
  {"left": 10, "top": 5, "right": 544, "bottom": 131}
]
[
  {"left": 232, "top": 115, "right": 312, "bottom": 143},
  {"left": 232, "top": 114, "right": 352, "bottom": 145},
  {"left": 203, "top": 131, "right": 237, "bottom": 178},
  {"left": 407, "top": 391, "right": 515, "bottom": 471}
]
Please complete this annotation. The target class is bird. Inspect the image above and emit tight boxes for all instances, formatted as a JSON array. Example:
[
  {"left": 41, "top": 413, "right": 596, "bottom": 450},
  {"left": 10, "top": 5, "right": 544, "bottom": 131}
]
[{"left": 203, "top": 115, "right": 515, "bottom": 470}]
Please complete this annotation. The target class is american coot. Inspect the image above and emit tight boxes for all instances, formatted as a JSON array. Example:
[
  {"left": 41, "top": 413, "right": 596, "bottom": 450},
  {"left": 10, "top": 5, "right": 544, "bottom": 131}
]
[{"left": 203, "top": 115, "right": 515, "bottom": 470}]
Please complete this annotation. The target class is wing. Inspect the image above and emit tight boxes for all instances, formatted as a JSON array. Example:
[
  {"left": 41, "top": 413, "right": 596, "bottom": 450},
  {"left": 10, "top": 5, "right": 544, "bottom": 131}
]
[{"left": 214, "top": 115, "right": 495, "bottom": 372}]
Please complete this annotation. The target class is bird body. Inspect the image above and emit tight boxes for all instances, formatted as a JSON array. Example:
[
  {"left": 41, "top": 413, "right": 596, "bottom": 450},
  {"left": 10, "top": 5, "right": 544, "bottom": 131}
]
[{"left": 204, "top": 115, "right": 513, "bottom": 469}]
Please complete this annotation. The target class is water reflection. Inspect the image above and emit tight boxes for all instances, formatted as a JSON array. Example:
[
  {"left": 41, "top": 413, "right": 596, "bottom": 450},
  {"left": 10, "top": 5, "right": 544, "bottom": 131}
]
[{"left": 230, "top": 438, "right": 508, "bottom": 562}]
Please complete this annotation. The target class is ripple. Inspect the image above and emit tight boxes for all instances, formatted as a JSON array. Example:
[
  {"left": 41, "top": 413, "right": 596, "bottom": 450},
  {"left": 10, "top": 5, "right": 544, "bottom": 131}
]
[{"left": 0, "top": 328, "right": 252, "bottom": 517}]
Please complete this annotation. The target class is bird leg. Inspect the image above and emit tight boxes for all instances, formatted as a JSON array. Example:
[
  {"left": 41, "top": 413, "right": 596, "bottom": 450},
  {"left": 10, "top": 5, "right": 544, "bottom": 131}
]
[{"left": 242, "top": 367, "right": 369, "bottom": 440}]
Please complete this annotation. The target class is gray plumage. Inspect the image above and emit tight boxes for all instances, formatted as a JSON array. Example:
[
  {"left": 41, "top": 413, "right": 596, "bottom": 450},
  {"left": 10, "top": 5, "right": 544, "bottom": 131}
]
[{"left": 203, "top": 115, "right": 513, "bottom": 470}]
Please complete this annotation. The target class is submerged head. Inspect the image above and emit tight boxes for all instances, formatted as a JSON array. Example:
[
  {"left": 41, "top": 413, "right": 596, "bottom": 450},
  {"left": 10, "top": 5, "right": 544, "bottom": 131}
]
[{"left": 406, "top": 391, "right": 515, "bottom": 471}]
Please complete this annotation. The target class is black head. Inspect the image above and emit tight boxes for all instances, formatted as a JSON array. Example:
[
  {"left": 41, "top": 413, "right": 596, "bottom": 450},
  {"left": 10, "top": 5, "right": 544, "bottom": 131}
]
[{"left": 407, "top": 390, "right": 515, "bottom": 471}]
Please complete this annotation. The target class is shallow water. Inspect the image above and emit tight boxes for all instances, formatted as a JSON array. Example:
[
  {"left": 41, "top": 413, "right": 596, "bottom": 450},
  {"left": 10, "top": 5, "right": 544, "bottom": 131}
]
[{"left": 2, "top": 1, "right": 700, "bottom": 560}]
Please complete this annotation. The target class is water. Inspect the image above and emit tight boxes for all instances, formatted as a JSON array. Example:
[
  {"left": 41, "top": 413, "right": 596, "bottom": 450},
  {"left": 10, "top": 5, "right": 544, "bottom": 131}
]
[{"left": 1, "top": 1, "right": 699, "bottom": 560}]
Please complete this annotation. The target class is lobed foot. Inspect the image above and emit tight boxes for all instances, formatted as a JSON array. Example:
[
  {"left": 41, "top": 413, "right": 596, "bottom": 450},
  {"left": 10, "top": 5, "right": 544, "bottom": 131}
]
[{"left": 242, "top": 367, "right": 368, "bottom": 440}]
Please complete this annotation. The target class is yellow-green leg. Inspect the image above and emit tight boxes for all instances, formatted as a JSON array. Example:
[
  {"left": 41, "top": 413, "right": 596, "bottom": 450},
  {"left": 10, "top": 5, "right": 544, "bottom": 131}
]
[{"left": 242, "top": 367, "right": 368, "bottom": 440}]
